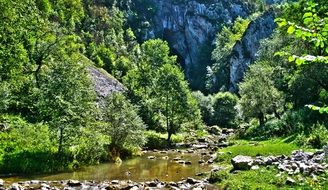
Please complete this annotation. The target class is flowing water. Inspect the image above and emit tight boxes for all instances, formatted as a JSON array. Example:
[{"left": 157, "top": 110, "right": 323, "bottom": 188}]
[{"left": 4, "top": 150, "right": 214, "bottom": 183}]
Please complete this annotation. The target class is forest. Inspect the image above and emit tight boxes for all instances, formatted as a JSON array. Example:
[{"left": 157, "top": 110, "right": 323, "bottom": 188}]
[{"left": 0, "top": 0, "right": 327, "bottom": 189}]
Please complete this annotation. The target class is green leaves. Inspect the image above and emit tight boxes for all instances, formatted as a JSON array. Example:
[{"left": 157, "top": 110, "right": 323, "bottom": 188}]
[
  {"left": 306, "top": 105, "right": 328, "bottom": 114},
  {"left": 287, "top": 25, "right": 295, "bottom": 34}
]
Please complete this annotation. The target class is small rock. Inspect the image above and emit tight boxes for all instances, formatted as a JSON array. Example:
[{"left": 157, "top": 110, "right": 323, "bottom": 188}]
[
  {"left": 129, "top": 186, "right": 139, "bottom": 190},
  {"left": 286, "top": 177, "right": 296, "bottom": 185},
  {"left": 111, "top": 180, "right": 119, "bottom": 185},
  {"left": 185, "top": 161, "right": 192, "bottom": 165},
  {"left": 192, "top": 144, "right": 208, "bottom": 149},
  {"left": 198, "top": 160, "right": 205, "bottom": 164},
  {"left": 187, "top": 149, "right": 195, "bottom": 153},
  {"left": 173, "top": 157, "right": 182, "bottom": 161},
  {"left": 197, "top": 138, "right": 206, "bottom": 143},
  {"left": 10, "top": 183, "right": 22, "bottom": 190},
  {"left": 196, "top": 172, "right": 205, "bottom": 176},
  {"left": 67, "top": 180, "right": 81, "bottom": 187},
  {"left": 231, "top": 155, "right": 254, "bottom": 170},
  {"left": 186, "top": 177, "right": 199, "bottom": 185},
  {"left": 178, "top": 160, "right": 185, "bottom": 164},
  {"left": 208, "top": 126, "right": 221, "bottom": 135},
  {"left": 30, "top": 180, "right": 40, "bottom": 184},
  {"left": 40, "top": 183, "right": 50, "bottom": 189},
  {"left": 146, "top": 181, "right": 157, "bottom": 187},
  {"left": 147, "top": 156, "right": 156, "bottom": 159},
  {"left": 251, "top": 165, "right": 260, "bottom": 170}
]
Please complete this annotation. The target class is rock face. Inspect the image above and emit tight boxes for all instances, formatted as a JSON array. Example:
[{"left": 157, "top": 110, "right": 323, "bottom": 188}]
[
  {"left": 142, "top": 0, "right": 281, "bottom": 90},
  {"left": 229, "top": 11, "right": 276, "bottom": 92},
  {"left": 88, "top": 67, "right": 125, "bottom": 107},
  {"left": 146, "top": 0, "right": 253, "bottom": 85}
]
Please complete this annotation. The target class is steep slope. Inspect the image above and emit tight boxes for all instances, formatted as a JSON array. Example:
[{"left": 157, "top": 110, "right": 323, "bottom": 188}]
[
  {"left": 229, "top": 11, "right": 276, "bottom": 92},
  {"left": 88, "top": 67, "right": 125, "bottom": 107},
  {"left": 146, "top": 0, "right": 253, "bottom": 83},
  {"left": 134, "top": 0, "right": 282, "bottom": 92}
]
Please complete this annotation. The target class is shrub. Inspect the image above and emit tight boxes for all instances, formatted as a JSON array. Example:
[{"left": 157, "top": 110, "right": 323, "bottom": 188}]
[
  {"left": 0, "top": 114, "right": 73, "bottom": 173},
  {"left": 212, "top": 92, "right": 238, "bottom": 128},
  {"left": 144, "top": 131, "right": 168, "bottom": 149}
]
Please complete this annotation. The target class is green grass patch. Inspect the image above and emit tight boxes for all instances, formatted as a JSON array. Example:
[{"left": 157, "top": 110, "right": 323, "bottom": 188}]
[
  {"left": 213, "top": 167, "right": 328, "bottom": 190},
  {"left": 219, "top": 167, "right": 286, "bottom": 190},
  {"left": 222, "top": 139, "right": 299, "bottom": 157},
  {"left": 216, "top": 138, "right": 306, "bottom": 165}
]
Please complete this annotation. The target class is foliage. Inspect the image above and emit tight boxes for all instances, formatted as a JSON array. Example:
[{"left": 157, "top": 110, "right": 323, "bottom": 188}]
[
  {"left": 101, "top": 92, "right": 146, "bottom": 160},
  {"left": 212, "top": 92, "right": 238, "bottom": 128},
  {"left": 275, "top": 0, "right": 328, "bottom": 112},
  {"left": 192, "top": 91, "right": 214, "bottom": 125},
  {"left": 37, "top": 54, "right": 97, "bottom": 154},
  {"left": 239, "top": 63, "right": 285, "bottom": 126},
  {"left": 206, "top": 17, "right": 250, "bottom": 92},
  {"left": 0, "top": 115, "right": 71, "bottom": 173},
  {"left": 124, "top": 39, "right": 202, "bottom": 144}
]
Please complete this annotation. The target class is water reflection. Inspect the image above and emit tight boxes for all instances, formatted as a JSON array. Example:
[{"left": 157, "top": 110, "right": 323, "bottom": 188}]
[{"left": 11, "top": 150, "right": 212, "bottom": 182}]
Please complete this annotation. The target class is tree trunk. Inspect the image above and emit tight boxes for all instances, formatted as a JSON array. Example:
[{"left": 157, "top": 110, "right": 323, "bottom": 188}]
[
  {"left": 258, "top": 112, "right": 265, "bottom": 127},
  {"left": 58, "top": 127, "right": 63, "bottom": 154},
  {"left": 166, "top": 92, "right": 171, "bottom": 146}
]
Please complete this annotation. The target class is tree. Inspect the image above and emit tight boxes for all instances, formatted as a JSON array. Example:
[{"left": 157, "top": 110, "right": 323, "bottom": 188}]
[
  {"left": 124, "top": 39, "right": 202, "bottom": 144},
  {"left": 154, "top": 64, "right": 201, "bottom": 144},
  {"left": 239, "top": 63, "right": 284, "bottom": 126},
  {"left": 275, "top": 0, "right": 328, "bottom": 113},
  {"left": 101, "top": 92, "right": 146, "bottom": 162},
  {"left": 37, "top": 54, "right": 97, "bottom": 154},
  {"left": 192, "top": 91, "right": 214, "bottom": 125},
  {"left": 212, "top": 92, "right": 238, "bottom": 128}
]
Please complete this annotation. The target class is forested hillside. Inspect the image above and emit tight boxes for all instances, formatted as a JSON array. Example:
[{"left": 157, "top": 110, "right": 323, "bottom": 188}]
[{"left": 0, "top": 0, "right": 327, "bottom": 189}]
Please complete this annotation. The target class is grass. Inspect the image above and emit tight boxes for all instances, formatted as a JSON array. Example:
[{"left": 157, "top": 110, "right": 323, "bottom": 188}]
[
  {"left": 214, "top": 167, "right": 328, "bottom": 190},
  {"left": 212, "top": 138, "right": 327, "bottom": 189},
  {"left": 222, "top": 139, "right": 299, "bottom": 157}
]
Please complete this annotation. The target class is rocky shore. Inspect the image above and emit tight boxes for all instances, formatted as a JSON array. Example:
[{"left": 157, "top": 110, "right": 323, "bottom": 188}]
[{"left": 0, "top": 178, "right": 216, "bottom": 190}]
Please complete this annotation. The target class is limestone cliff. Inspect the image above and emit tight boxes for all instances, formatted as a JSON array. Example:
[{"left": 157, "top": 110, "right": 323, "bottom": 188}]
[
  {"left": 135, "top": 0, "right": 282, "bottom": 91},
  {"left": 146, "top": 0, "right": 253, "bottom": 80},
  {"left": 229, "top": 11, "right": 276, "bottom": 92}
]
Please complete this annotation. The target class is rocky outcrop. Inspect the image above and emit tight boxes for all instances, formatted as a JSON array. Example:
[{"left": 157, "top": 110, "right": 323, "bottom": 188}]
[
  {"left": 229, "top": 11, "right": 276, "bottom": 92},
  {"left": 88, "top": 67, "right": 125, "bottom": 107},
  {"left": 146, "top": 0, "right": 253, "bottom": 83},
  {"left": 141, "top": 1, "right": 283, "bottom": 91}
]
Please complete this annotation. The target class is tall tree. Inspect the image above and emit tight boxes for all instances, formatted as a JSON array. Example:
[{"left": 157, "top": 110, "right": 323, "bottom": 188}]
[
  {"left": 154, "top": 64, "right": 201, "bottom": 144},
  {"left": 37, "top": 54, "right": 97, "bottom": 154},
  {"left": 239, "top": 63, "right": 284, "bottom": 126}
]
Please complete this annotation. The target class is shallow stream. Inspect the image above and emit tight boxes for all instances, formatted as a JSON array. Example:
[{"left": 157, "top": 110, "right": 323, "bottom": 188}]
[{"left": 4, "top": 150, "right": 213, "bottom": 183}]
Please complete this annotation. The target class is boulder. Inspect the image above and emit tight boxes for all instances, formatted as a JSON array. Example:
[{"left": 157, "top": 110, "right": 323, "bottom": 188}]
[
  {"left": 231, "top": 155, "right": 254, "bottom": 170},
  {"left": 0, "top": 179, "right": 3, "bottom": 187}
]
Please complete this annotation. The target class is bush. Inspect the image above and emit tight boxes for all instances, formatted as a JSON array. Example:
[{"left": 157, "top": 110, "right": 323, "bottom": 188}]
[
  {"left": 192, "top": 91, "right": 214, "bottom": 125},
  {"left": 212, "top": 92, "right": 238, "bottom": 128},
  {"left": 0, "top": 114, "right": 74, "bottom": 173},
  {"left": 306, "top": 124, "right": 328, "bottom": 148},
  {"left": 144, "top": 131, "right": 169, "bottom": 149}
]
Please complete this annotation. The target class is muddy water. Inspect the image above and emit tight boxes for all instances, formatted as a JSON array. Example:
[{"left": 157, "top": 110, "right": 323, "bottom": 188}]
[{"left": 5, "top": 150, "right": 213, "bottom": 183}]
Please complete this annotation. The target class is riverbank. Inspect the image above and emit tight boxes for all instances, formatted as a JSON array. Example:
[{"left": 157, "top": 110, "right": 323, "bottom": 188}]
[{"left": 1, "top": 127, "right": 327, "bottom": 190}]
